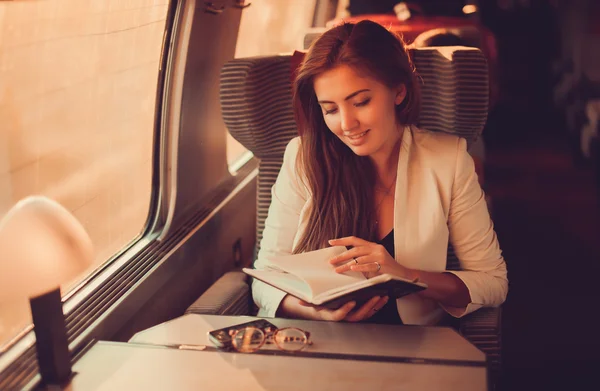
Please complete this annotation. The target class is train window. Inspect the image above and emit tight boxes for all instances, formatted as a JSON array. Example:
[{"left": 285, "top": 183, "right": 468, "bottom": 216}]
[
  {"left": 0, "top": 0, "right": 169, "bottom": 348},
  {"left": 226, "top": 0, "right": 319, "bottom": 171}
]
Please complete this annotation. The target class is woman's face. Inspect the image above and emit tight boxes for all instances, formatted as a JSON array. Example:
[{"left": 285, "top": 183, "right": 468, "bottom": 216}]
[{"left": 313, "top": 65, "right": 406, "bottom": 159}]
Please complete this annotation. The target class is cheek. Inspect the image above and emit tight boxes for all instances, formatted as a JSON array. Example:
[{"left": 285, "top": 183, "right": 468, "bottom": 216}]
[
  {"left": 368, "top": 103, "right": 395, "bottom": 128},
  {"left": 323, "top": 116, "right": 341, "bottom": 135}
]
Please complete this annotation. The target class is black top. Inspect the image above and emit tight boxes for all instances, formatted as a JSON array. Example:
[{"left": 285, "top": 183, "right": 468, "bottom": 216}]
[{"left": 359, "top": 229, "right": 403, "bottom": 325}]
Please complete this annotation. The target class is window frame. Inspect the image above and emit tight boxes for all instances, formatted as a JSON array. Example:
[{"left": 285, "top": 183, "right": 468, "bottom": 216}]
[
  {"left": 0, "top": 0, "right": 178, "bottom": 386},
  {"left": 0, "top": 1, "right": 325, "bottom": 388}
]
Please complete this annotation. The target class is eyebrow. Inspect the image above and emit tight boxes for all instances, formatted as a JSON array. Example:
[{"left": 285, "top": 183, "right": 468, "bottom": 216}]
[{"left": 317, "top": 89, "right": 370, "bottom": 104}]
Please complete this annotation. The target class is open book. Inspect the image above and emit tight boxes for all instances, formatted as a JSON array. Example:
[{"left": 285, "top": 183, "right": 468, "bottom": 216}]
[{"left": 244, "top": 246, "right": 427, "bottom": 308}]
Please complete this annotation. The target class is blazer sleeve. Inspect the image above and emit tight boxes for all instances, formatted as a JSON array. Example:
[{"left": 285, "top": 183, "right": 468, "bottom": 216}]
[
  {"left": 251, "top": 137, "right": 308, "bottom": 317},
  {"left": 442, "top": 138, "right": 508, "bottom": 318}
]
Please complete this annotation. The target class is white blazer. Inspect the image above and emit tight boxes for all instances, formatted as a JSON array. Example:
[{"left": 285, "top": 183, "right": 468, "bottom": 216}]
[{"left": 252, "top": 126, "right": 508, "bottom": 325}]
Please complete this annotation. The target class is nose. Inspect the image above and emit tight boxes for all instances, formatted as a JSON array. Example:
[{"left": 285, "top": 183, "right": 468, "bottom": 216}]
[{"left": 340, "top": 109, "right": 359, "bottom": 133}]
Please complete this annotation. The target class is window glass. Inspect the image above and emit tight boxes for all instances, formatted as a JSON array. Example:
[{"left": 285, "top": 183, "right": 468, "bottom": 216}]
[
  {"left": 226, "top": 0, "right": 318, "bottom": 170},
  {"left": 0, "top": 0, "right": 169, "bottom": 349}
]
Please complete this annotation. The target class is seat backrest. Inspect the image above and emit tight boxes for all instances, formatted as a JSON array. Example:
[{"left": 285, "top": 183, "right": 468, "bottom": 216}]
[{"left": 219, "top": 47, "right": 489, "bottom": 262}]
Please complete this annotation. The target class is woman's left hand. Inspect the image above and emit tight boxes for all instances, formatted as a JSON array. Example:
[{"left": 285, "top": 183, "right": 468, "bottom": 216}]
[{"left": 328, "top": 236, "right": 418, "bottom": 280}]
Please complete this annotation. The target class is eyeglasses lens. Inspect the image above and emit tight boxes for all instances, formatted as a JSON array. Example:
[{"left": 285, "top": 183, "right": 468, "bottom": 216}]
[
  {"left": 232, "top": 327, "right": 264, "bottom": 353},
  {"left": 274, "top": 328, "right": 307, "bottom": 351}
]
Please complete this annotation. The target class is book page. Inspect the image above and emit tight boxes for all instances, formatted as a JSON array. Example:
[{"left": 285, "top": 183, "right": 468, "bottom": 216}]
[
  {"left": 245, "top": 269, "right": 314, "bottom": 302},
  {"left": 264, "top": 246, "right": 366, "bottom": 298}
]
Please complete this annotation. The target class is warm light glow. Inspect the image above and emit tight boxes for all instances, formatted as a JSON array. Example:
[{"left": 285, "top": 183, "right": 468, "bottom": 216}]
[
  {"left": 0, "top": 196, "right": 93, "bottom": 302},
  {"left": 463, "top": 5, "right": 478, "bottom": 14},
  {"left": 394, "top": 2, "right": 412, "bottom": 21}
]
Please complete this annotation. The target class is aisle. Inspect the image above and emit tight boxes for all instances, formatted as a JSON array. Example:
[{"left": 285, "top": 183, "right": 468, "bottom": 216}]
[{"left": 484, "top": 132, "right": 600, "bottom": 390}]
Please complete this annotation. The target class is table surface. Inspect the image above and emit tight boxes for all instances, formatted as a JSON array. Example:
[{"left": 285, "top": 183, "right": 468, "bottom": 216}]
[
  {"left": 67, "top": 340, "right": 488, "bottom": 391},
  {"left": 129, "top": 314, "right": 486, "bottom": 363}
]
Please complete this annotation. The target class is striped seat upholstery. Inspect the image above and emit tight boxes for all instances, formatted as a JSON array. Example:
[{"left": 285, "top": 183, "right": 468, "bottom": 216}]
[
  {"left": 220, "top": 56, "right": 298, "bottom": 257},
  {"left": 412, "top": 47, "right": 489, "bottom": 147}
]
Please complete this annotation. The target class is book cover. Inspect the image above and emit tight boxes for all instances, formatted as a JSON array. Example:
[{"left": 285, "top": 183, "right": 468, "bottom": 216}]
[{"left": 244, "top": 246, "right": 427, "bottom": 307}]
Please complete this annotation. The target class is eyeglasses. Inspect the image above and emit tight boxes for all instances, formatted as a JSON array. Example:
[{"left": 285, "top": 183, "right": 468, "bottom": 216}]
[{"left": 229, "top": 326, "right": 312, "bottom": 353}]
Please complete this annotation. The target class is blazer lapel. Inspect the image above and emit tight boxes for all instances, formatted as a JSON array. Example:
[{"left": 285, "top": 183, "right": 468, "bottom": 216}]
[{"left": 393, "top": 126, "right": 414, "bottom": 268}]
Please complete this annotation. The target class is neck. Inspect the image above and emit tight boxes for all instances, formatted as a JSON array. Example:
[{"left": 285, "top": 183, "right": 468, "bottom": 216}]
[{"left": 370, "top": 126, "right": 403, "bottom": 182}]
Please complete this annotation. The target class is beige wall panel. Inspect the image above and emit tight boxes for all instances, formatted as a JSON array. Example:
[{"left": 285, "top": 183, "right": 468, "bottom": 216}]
[
  {"left": 226, "top": 0, "right": 318, "bottom": 166},
  {"left": 235, "top": 0, "right": 317, "bottom": 58}
]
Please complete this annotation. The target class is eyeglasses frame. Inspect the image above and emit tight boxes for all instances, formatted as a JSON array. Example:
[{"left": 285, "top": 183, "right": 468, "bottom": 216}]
[{"left": 229, "top": 326, "right": 312, "bottom": 353}]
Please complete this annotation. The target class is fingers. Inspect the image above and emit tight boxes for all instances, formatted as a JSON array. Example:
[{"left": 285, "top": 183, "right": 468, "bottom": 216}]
[
  {"left": 344, "top": 296, "right": 388, "bottom": 322},
  {"left": 334, "top": 255, "right": 381, "bottom": 274},
  {"left": 360, "top": 296, "right": 389, "bottom": 321},
  {"left": 328, "top": 236, "right": 370, "bottom": 248},
  {"left": 314, "top": 296, "right": 390, "bottom": 322},
  {"left": 333, "top": 260, "right": 357, "bottom": 274},
  {"left": 318, "top": 301, "right": 357, "bottom": 321},
  {"left": 329, "top": 246, "right": 368, "bottom": 265},
  {"left": 333, "top": 255, "right": 385, "bottom": 274},
  {"left": 347, "top": 261, "right": 381, "bottom": 273}
]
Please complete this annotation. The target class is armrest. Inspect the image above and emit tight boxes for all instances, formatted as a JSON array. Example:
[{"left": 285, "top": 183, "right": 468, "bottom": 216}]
[
  {"left": 185, "top": 271, "right": 251, "bottom": 316},
  {"left": 459, "top": 307, "right": 502, "bottom": 388}
]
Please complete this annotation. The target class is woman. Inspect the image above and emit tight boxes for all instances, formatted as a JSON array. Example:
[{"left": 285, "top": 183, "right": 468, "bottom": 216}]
[{"left": 252, "top": 20, "right": 508, "bottom": 325}]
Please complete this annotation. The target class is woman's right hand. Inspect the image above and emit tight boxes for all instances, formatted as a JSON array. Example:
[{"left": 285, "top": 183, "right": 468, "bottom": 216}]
[{"left": 277, "top": 294, "right": 389, "bottom": 322}]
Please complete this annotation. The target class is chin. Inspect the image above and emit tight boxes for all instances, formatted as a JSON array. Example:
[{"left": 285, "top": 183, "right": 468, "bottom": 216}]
[{"left": 346, "top": 144, "right": 374, "bottom": 157}]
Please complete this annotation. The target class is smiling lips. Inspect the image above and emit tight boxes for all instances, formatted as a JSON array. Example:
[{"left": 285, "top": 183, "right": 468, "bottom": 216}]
[{"left": 346, "top": 129, "right": 370, "bottom": 145}]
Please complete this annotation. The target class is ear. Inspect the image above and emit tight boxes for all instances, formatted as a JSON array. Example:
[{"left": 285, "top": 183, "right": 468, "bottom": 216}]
[{"left": 394, "top": 84, "right": 407, "bottom": 106}]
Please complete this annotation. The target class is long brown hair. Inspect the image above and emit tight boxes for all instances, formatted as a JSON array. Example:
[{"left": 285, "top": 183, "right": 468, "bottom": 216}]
[{"left": 292, "top": 20, "right": 421, "bottom": 253}]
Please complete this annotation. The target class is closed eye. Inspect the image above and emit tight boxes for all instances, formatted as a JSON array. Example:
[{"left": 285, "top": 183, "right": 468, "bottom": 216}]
[
  {"left": 354, "top": 98, "right": 371, "bottom": 107},
  {"left": 323, "top": 98, "right": 369, "bottom": 115}
]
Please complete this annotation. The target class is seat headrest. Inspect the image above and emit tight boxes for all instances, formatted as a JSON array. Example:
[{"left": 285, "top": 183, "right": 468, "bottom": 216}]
[
  {"left": 411, "top": 46, "right": 489, "bottom": 144},
  {"left": 220, "top": 46, "right": 488, "bottom": 159},
  {"left": 220, "top": 56, "right": 296, "bottom": 159}
]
